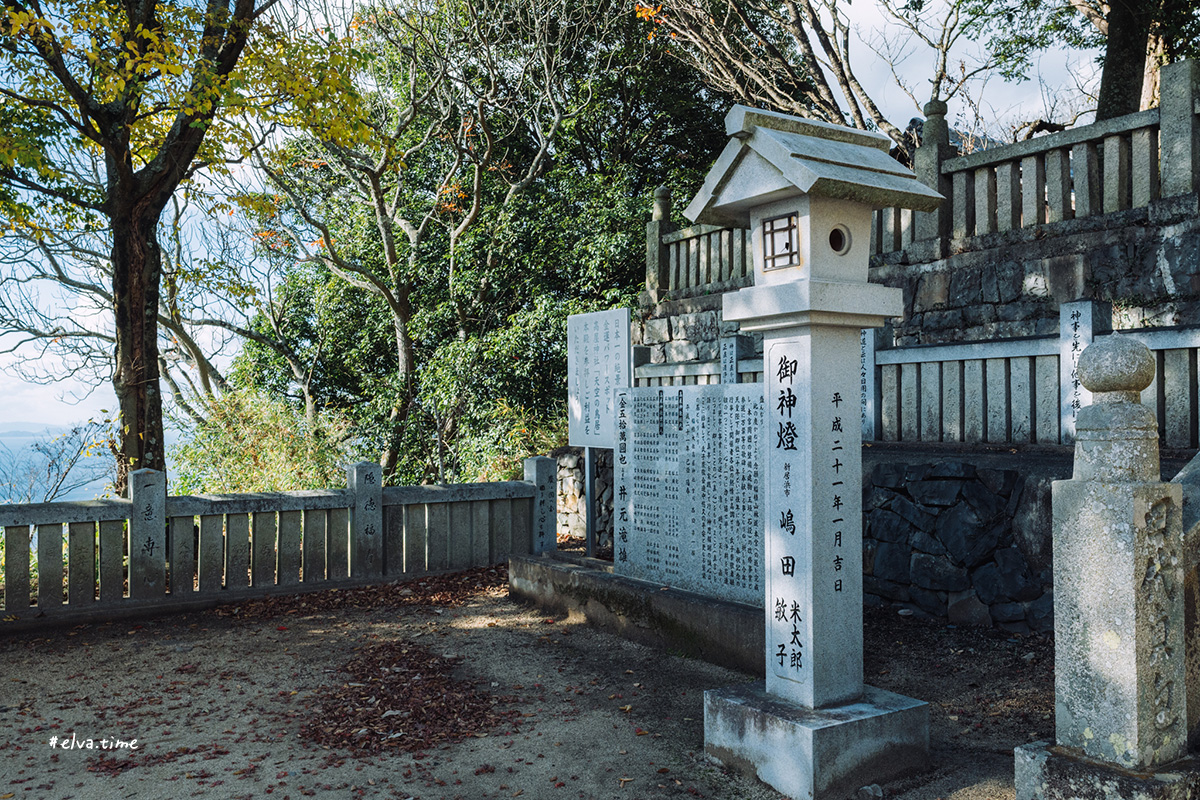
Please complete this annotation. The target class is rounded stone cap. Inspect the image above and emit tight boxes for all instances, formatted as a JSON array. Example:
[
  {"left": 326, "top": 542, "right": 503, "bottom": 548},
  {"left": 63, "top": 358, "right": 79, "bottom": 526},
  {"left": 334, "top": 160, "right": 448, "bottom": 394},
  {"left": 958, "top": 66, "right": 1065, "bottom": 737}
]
[
  {"left": 923, "top": 100, "right": 948, "bottom": 117},
  {"left": 1077, "top": 335, "right": 1155, "bottom": 394},
  {"left": 652, "top": 185, "right": 672, "bottom": 221}
]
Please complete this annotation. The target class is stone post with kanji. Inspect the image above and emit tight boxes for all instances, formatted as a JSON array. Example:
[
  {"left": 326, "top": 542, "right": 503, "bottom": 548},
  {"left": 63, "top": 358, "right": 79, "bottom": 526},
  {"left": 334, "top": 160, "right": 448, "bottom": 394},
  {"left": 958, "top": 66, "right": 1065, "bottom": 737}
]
[{"left": 1015, "top": 335, "right": 1200, "bottom": 800}]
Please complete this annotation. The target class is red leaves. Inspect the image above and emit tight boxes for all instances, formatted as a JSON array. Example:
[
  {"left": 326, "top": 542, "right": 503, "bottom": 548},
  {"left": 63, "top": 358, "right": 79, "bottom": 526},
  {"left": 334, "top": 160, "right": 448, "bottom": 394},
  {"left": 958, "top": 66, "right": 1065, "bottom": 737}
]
[
  {"left": 298, "top": 640, "right": 518, "bottom": 756},
  {"left": 213, "top": 565, "right": 508, "bottom": 620}
]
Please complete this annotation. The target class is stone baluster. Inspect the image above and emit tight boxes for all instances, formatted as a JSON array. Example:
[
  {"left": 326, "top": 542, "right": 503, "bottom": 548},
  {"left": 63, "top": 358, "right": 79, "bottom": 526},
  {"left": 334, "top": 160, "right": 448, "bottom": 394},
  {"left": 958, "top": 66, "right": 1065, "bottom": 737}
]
[
  {"left": 645, "top": 186, "right": 677, "bottom": 303},
  {"left": 914, "top": 100, "right": 952, "bottom": 253}
]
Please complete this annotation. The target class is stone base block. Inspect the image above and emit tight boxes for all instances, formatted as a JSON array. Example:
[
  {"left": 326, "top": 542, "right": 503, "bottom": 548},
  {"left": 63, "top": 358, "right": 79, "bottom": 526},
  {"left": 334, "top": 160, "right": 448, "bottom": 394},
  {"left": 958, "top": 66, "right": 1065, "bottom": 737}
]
[
  {"left": 1015, "top": 742, "right": 1200, "bottom": 800},
  {"left": 704, "top": 682, "right": 929, "bottom": 800}
]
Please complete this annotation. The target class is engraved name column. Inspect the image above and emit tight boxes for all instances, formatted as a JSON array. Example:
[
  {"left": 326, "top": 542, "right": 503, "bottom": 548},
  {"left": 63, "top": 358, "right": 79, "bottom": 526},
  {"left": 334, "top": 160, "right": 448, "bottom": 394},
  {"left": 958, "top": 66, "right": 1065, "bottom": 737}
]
[
  {"left": 696, "top": 105, "right": 940, "bottom": 800},
  {"left": 1047, "top": 335, "right": 1186, "bottom": 770}
]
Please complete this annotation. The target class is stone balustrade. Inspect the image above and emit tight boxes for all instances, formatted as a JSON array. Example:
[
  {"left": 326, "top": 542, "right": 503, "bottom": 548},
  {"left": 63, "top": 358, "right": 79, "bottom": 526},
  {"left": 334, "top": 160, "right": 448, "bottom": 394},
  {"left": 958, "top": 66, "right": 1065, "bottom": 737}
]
[{"left": 0, "top": 459, "right": 556, "bottom": 633}]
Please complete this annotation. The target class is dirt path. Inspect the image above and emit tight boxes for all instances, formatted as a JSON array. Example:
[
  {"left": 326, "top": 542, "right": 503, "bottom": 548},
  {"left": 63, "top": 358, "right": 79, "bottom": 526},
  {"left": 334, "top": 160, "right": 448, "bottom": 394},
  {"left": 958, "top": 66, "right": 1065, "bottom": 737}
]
[{"left": 0, "top": 567, "right": 1052, "bottom": 800}]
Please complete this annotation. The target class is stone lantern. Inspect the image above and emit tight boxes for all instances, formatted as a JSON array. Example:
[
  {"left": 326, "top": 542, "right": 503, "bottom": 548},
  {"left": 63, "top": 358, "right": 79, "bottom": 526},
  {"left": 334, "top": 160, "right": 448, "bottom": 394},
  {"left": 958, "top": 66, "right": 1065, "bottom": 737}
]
[{"left": 689, "top": 105, "right": 942, "bottom": 800}]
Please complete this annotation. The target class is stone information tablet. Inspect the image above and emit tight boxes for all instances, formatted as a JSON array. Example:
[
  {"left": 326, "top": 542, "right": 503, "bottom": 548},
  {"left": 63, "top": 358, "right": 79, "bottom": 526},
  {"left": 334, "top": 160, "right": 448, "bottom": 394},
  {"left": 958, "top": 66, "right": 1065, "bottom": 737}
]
[
  {"left": 613, "top": 384, "right": 764, "bottom": 605},
  {"left": 567, "top": 309, "right": 631, "bottom": 448}
]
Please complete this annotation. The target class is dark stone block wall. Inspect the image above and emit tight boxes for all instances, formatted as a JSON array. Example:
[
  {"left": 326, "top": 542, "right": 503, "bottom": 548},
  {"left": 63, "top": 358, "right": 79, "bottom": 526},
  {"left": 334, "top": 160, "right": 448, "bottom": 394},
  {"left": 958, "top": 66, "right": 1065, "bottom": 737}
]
[{"left": 862, "top": 458, "right": 1054, "bottom": 634}]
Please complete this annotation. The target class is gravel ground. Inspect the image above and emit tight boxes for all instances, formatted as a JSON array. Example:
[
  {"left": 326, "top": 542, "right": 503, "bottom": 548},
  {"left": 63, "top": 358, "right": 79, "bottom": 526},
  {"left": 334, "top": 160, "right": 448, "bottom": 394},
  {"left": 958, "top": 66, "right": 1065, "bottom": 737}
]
[{"left": 0, "top": 565, "right": 1053, "bottom": 800}]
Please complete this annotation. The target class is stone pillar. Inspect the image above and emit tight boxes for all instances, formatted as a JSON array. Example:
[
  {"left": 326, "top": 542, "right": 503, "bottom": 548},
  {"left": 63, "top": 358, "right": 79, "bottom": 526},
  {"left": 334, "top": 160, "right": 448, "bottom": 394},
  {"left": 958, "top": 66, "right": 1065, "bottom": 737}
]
[
  {"left": 706, "top": 282, "right": 928, "bottom": 799},
  {"left": 913, "top": 100, "right": 951, "bottom": 250},
  {"left": 1159, "top": 60, "right": 1200, "bottom": 200},
  {"left": 645, "top": 186, "right": 677, "bottom": 303},
  {"left": 347, "top": 461, "right": 383, "bottom": 578},
  {"left": 128, "top": 469, "right": 167, "bottom": 600},
  {"left": 719, "top": 333, "right": 752, "bottom": 384},
  {"left": 524, "top": 456, "right": 557, "bottom": 554},
  {"left": 1016, "top": 335, "right": 1198, "bottom": 799},
  {"left": 1059, "top": 299, "right": 1112, "bottom": 444}
]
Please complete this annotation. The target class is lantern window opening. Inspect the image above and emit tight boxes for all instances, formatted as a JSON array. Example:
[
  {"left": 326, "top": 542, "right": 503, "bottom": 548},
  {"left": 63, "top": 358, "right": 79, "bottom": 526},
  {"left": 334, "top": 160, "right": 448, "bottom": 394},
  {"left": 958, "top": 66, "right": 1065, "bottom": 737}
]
[{"left": 763, "top": 213, "right": 800, "bottom": 271}]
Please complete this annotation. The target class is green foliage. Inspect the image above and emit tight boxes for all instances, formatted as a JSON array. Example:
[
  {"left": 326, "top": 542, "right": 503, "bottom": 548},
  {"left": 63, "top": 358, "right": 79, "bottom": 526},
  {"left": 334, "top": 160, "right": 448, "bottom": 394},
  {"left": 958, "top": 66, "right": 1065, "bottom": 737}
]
[
  {"left": 171, "top": 390, "right": 358, "bottom": 494},
  {"left": 202, "top": 1, "right": 729, "bottom": 487}
]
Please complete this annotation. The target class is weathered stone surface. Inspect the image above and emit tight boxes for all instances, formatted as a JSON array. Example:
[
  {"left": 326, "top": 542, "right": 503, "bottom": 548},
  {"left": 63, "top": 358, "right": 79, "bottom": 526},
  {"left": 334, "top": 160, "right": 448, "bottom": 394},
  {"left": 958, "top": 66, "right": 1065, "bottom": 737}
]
[
  {"left": 961, "top": 481, "right": 1002, "bottom": 517},
  {"left": 872, "top": 463, "right": 908, "bottom": 490},
  {"left": 962, "top": 304, "right": 998, "bottom": 325},
  {"left": 914, "top": 272, "right": 950, "bottom": 312},
  {"left": 650, "top": 344, "right": 666, "bottom": 364},
  {"left": 1015, "top": 741, "right": 1200, "bottom": 800},
  {"left": 1026, "top": 592, "right": 1054, "bottom": 633},
  {"left": 665, "top": 340, "right": 700, "bottom": 362},
  {"left": 909, "top": 530, "right": 948, "bottom": 557},
  {"left": 972, "top": 551, "right": 1038, "bottom": 605},
  {"left": 949, "top": 267, "right": 982, "bottom": 306},
  {"left": 947, "top": 591, "right": 992, "bottom": 627},
  {"left": 990, "top": 601, "right": 1026, "bottom": 623},
  {"left": 909, "top": 587, "right": 946, "bottom": 616},
  {"left": 696, "top": 339, "right": 719, "bottom": 361},
  {"left": 864, "top": 486, "right": 894, "bottom": 511},
  {"left": 928, "top": 461, "right": 978, "bottom": 480},
  {"left": 891, "top": 495, "right": 937, "bottom": 531},
  {"left": 863, "top": 540, "right": 877, "bottom": 576},
  {"left": 910, "top": 553, "right": 969, "bottom": 592},
  {"left": 874, "top": 542, "right": 911, "bottom": 583},
  {"left": 903, "top": 463, "right": 933, "bottom": 483},
  {"left": 937, "top": 505, "right": 1000, "bottom": 568},
  {"left": 909, "top": 480, "right": 963, "bottom": 507},
  {"left": 864, "top": 576, "right": 911, "bottom": 602},
  {"left": 643, "top": 317, "right": 670, "bottom": 344},
  {"left": 673, "top": 311, "right": 719, "bottom": 343},
  {"left": 995, "top": 547, "right": 1040, "bottom": 601},
  {"left": 867, "top": 510, "right": 912, "bottom": 544}
]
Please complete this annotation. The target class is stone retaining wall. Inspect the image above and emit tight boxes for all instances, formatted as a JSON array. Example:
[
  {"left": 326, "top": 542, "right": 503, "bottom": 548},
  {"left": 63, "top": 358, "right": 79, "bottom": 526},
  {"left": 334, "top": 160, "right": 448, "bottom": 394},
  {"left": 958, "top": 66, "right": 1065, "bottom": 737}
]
[
  {"left": 862, "top": 458, "right": 1054, "bottom": 633},
  {"left": 632, "top": 295, "right": 762, "bottom": 374},
  {"left": 554, "top": 448, "right": 614, "bottom": 547}
]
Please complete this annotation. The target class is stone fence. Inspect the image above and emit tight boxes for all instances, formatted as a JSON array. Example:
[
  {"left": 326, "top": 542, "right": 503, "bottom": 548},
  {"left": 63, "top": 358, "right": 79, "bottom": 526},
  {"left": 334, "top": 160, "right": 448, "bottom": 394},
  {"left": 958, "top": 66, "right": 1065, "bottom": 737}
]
[
  {"left": 632, "top": 299, "right": 1200, "bottom": 448},
  {"left": 0, "top": 459, "right": 556, "bottom": 633}
]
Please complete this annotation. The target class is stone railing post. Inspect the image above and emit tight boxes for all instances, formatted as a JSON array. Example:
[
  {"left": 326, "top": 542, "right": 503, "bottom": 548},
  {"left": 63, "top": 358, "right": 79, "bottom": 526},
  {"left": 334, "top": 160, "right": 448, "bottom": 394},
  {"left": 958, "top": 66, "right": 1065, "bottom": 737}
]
[
  {"left": 1016, "top": 335, "right": 1189, "bottom": 796},
  {"left": 128, "top": 468, "right": 167, "bottom": 600},
  {"left": 524, "top": 456, "right": 557, "bottom": 554},
  {"left": 1159, "top": 59, "right": 1200, "bottom": 199},
  {"left": 913, "top": 100, "right": 952, "bottom": 253},
  {"left": 645, "top": 185, "right": 677, "bottom": 303},
  {"left": 1058, "top": 299, "right": 1112, "bottom": 444},
  {"left": 860, "top": 328, "right": 878, "bottom": 441},
  {"left": 347, "top": 462, "right": 383, "bottom": 578}
]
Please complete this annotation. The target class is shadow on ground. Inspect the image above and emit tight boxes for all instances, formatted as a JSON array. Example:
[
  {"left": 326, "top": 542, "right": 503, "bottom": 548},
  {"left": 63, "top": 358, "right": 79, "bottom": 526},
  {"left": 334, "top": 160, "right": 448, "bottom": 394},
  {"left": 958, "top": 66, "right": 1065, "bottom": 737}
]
[{"left": 0, "top": 565, "right": 1051, "bottom": 800}]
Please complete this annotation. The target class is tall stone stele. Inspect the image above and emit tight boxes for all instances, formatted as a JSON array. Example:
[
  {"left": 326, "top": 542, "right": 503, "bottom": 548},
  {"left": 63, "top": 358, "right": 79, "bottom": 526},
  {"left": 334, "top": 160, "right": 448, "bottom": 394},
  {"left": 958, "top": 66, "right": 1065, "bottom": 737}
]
[
  {"left": 688, "top": 106, "right": 943, "bottom": 800},
  {"left": 1015, "top": 335, "right": 1200, "bottom": 800}
]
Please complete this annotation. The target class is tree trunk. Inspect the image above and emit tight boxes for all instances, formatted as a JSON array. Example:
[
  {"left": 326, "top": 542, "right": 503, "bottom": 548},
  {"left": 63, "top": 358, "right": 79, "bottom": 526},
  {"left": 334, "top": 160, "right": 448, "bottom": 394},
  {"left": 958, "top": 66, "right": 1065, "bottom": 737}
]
[
  {"left": 110, "top": 203, "right": 166, "bottom": 493},
  {"left": 1095, "top": 0, "right": 1154, "bottom": 120},
  {"left": 379, "top": 288, "right": 417, "bottom": 480}
]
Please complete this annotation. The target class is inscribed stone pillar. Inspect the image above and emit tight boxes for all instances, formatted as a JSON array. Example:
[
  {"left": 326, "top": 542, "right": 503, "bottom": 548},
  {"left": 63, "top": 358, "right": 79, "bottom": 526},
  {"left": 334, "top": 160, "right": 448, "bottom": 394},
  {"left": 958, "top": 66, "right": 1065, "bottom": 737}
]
[
  {"left": 1016, "top": 335, "right": 1199, "bottom": 800},
  {"left": 128, "top": 469, "right": 166, "bottom": 600},
  {"left": 347, "top": 462, "right": 383, "bottom": 578},
  {"left": 1054, "top": 336, "right": 1185, "bottom": 768}
]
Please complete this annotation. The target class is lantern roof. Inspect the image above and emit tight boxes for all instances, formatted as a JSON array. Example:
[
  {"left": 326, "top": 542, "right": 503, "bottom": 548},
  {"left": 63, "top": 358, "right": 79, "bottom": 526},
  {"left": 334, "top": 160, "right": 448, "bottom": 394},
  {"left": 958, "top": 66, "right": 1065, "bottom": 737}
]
[{"left": 683, "top": 106, "right": 943, "bottom": 228}]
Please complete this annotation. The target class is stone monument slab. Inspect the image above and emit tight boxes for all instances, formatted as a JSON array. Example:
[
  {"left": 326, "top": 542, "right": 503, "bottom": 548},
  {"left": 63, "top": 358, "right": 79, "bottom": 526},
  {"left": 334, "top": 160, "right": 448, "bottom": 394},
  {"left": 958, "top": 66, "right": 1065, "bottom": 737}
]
[
  {"left": 613, "top": 384, "right": 764, "bottom": 605},
  {"left": 568, "top": 308, "right": 631, "bottom": 448}
]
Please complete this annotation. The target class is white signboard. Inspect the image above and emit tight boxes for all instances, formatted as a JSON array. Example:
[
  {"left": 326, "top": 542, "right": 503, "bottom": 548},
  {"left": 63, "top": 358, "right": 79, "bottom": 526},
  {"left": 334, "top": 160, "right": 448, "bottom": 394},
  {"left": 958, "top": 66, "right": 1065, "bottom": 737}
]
[{"left": 567, "top": 309, "right": 631, "bottom": 447}]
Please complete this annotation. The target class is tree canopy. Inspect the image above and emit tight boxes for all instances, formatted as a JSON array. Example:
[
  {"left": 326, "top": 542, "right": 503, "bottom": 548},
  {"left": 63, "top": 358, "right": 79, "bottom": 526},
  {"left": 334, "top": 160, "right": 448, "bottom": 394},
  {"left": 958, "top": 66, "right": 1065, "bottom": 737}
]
[{"left": 0, "top": 0, "right": 285, "bottom": 489}]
